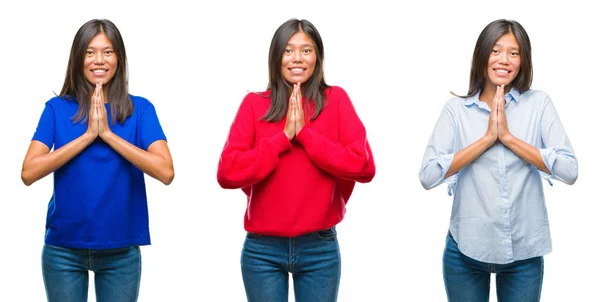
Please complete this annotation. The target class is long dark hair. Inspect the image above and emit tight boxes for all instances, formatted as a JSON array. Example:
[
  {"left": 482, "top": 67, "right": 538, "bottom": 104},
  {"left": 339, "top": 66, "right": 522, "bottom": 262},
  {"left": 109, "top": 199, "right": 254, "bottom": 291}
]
[
  {"left": 60, "top": 19, "right": 132, "bottom": 124},
  {"left": 457, "top": 19, "right": 533, "bottom": 98},
  {"left": 262, "top": 19, "right": 329, "bottom": 122}
]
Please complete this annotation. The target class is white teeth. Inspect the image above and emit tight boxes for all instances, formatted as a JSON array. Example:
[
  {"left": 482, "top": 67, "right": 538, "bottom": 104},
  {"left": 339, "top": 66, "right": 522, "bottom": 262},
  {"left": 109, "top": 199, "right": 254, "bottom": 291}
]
[
  {"left": 291, "top": 68, "right": 303, "bottom": 73},
  {"left": 496, "top": 69, "right": 509, "bottom": 74},
  {"left": 92, "top": 70, "right": 106, "bottom": 74}
]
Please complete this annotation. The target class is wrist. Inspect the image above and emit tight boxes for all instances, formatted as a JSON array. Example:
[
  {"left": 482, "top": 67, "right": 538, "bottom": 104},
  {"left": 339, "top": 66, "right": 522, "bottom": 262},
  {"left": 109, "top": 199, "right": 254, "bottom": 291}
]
[
  {"left": 284, "top": 131, "right": 294, "bottom": 141},
  {"left": 483, "top": 134, "right": 496, "bottom": 147},
  {"left": 83, "top": 131, "right": 97, "bottom": 142},
  {"left": 500, "top": 133, "right": 514, "bottom": 145},
  {"left": 99, "top": 129, "right": 114, "bottom": 141}
]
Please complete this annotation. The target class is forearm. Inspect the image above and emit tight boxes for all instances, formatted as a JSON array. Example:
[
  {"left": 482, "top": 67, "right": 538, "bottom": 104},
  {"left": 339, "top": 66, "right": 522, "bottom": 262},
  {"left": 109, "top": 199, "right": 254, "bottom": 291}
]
[
  {"left": 295, "top": 127, "right": 375, "bottom": 182},
  {"left": 21, "top": 133, "right": 96, "bottom": 186},
  {"left": 502, "top": 135, "right": 551, "bottom": 174},
  {"left": 445, "top": 135, "right": 495, "bottom": 178},
  {"left": 101, "top": 131, "right": 174, "bottom": 185},
  {"left": 217, "top": 132, "right": 291, "bottom": 188}
]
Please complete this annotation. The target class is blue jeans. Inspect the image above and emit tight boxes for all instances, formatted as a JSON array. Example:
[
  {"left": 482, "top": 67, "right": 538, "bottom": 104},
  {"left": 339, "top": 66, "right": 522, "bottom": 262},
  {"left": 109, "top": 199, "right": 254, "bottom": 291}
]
[
  {"left": 443, "top": 232, "right": 544, "bottom": 302},
  {"left": 241, "top": 227, "right": 341, "bottom": 302},
  {"left": 42, "top": 244, "right": 142, "bottom": 302}
]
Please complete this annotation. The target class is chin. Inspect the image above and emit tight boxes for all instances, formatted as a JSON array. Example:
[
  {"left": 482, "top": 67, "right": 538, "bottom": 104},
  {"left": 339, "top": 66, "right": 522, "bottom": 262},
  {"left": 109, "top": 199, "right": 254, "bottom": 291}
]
[{"left": 492, "top": 79, "right": 514, "bottom": 87}]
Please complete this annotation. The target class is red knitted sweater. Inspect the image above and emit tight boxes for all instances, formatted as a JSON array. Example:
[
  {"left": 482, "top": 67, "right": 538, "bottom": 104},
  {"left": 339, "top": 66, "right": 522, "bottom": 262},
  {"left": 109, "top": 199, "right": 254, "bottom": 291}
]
[{"left": 217, "top": 86, "right": 375, "bottom": 236}]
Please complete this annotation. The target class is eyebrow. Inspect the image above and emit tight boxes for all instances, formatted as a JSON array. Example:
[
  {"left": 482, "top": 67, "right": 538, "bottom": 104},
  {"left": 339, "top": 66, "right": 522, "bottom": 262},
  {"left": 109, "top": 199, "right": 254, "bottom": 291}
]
[
  {"left": 86, "top": 46, "right": 114, "bottom": 50},
  {"left": 493, "top": 43, "right": 519, "bottom": 50},
  {"left": 286, "top": 43, "right": 314, "bottom": 48}
]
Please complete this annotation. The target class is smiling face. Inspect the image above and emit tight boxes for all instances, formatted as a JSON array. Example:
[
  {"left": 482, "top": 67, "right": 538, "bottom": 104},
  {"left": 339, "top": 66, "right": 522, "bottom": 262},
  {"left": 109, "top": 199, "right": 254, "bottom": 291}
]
[
  {"left": 485, "top": 32, "right": 521, "bottom": 91},
  {"left": 281, "top": 31, "right": 317, "bottom": 85},
  {"left": 83, "top": 33, "right": 117, "bottom": 85}
]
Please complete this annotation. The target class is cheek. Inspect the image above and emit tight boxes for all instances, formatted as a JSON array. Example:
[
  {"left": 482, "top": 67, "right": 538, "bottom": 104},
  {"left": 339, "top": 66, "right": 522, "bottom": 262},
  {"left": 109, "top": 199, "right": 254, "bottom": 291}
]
[
  {"left": 83, "top": 58, "right": 93, "bottom": 69},
  {"left": 109, "top": 57, "right": 119, "bottom": 68},
  {"left": 307, "top": 57, "right": 317, "bottom": 72},
  {"left": 510, "top": 54, "right": 520, "bottom": 64},
  {"left": 513, "top": 61, "right": 521, "bottom": 73}
]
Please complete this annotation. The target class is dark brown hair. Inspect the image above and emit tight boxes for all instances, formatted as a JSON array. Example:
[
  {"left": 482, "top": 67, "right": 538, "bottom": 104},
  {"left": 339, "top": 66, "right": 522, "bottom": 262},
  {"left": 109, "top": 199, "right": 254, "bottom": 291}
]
[
  {"left": 262, "top": 18, "right": 329, "bottom": 122},
  {"left": 60, "top": 19, "right": 132, "bottom": 124},
  {"left": 457, "top": 19, "right": 533, "bottom": 98}
]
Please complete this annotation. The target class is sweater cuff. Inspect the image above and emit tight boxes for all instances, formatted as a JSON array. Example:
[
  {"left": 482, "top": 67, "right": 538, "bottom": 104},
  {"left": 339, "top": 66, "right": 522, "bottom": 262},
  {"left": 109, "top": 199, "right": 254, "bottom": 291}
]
[
  {"left": 294, "top": 126, "right": 312, "bottom": 146},
  {"left": 271, "top": 132, "right": 292, "bottom": 154}
]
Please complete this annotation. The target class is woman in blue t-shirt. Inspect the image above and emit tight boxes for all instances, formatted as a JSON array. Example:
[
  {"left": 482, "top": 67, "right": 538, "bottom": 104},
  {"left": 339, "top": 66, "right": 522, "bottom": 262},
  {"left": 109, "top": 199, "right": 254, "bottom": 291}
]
[{"left": 21, "top": 19, "right": 174, "bottom": 302}]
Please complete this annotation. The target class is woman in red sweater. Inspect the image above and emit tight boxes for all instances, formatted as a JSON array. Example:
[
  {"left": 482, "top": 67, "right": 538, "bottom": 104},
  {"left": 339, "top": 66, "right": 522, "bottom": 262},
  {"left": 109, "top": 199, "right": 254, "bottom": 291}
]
[{"left": 217, "top": 18, "right": 375, "bottom": 302}]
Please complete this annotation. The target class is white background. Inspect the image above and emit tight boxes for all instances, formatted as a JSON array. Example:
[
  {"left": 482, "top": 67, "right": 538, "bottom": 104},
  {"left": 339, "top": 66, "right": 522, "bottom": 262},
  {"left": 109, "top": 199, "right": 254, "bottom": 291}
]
[{"left": 1, "top": 0, "right": 597, "bottom": 301}]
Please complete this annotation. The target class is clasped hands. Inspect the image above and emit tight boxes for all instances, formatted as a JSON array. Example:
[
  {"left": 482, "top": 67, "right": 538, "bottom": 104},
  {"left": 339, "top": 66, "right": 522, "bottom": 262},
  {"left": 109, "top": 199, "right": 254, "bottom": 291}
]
[
  {"left": 283, "top": 82, "right": 305, "bottom": 141},
  {"left": 86, "top": 82, "right": 113, "bottom": 139},
  {"left": 486, "top": 85, "right": 514, "bottom": 145}
]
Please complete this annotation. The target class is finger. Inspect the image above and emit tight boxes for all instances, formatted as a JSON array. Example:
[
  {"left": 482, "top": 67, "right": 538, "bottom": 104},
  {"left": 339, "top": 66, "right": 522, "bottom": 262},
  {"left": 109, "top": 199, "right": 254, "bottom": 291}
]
[
  {"left": 94, "top": 82, "right": 101, "bottom": 107},
  {"left": 96, "top": 90, "right": 103, "bottom": 114},
  {"left": 495, "top": 86, "right": 501, "bottom": 114},
  {"left": 91, "top": 84, "right": 99, "bottom": 109},
  {"left": 288, "top": 90, "right": 294, "bottom": 115},
  {"left": 292, "top": 93, "right": 297, "bottom": 118},
  {"left": 289, "top": 92, "right": 296, "bottom": 118},
  {"left": 496, "top": 85, "right": 501, "bottom": 102},
  {"left": 294, "top": 93, "right": 300, "bottom": 119},
  {"left": 292, "top": 85, "right": 297, "bottom": 104},
  {"left": 496, "top": 86, "right": 501, "bottom": 111},
  {"left": 499, "top": 85, "right": 505, "bottom": 112},
  {"left": 498, "top": 96, "right": 504, "bottom": 112},
  {"left": 92, "top": 95, "right": 98, "bottom": 116},
  {"left": 95, "top": 95, "right": 100, "bottom": 116},
  {"left": 89, "top": 96, "right": 95, "bottom": 114},
  {"left": 493, "top": 86, "right": 498, "bottom": 105},
  {"left": 99, "top": 82, "right": 105, "bottom": 105},
  {"left": 491, "top": 87, "right": 497, "bottom": 116}
]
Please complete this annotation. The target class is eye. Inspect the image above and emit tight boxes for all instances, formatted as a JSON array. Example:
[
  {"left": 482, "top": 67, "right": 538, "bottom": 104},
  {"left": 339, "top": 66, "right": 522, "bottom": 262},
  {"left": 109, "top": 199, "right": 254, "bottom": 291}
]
[
  {"left": 104, "top": 50, "right": 114, "bottom": 55},
  {"left": 491, "top": 49, "right": 499, "bottom": 54},
  {"left": 85, "top": 50, "right": 94, "bottom": 56},
  {"left": 510, "top": 51, "right": 520, "bottom": 56},
  {"left": 302, "top": 48, "right": 313, "bottom": 54},
  {"left": 284, "top": 49, "right": 293, "bottom": 54}
]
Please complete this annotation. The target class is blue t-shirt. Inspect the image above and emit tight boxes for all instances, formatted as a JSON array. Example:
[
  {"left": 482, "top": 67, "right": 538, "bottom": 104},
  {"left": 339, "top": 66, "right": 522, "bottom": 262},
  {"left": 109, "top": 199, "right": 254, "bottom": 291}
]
[{"left": 32, "top": 95, "right": 166, "bottom": 249}]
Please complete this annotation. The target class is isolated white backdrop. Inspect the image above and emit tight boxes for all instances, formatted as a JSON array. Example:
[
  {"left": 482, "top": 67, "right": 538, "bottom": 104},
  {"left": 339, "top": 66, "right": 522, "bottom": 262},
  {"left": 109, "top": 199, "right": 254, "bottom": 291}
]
[{"left": 1, "top": 0, "right": 597, "bottom": 301}]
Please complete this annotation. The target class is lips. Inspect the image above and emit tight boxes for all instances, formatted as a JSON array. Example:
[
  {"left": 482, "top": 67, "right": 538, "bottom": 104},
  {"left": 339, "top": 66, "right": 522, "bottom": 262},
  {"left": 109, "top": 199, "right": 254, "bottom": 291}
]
[
  {"left": 288, "top": 67, "right": 305, "bottom": 75},
  {"left": 492, "top": 68, "right": 512, "bottom": 77},
  {"left": 91, "top": 69, "right": 108, "bottom": 75}
]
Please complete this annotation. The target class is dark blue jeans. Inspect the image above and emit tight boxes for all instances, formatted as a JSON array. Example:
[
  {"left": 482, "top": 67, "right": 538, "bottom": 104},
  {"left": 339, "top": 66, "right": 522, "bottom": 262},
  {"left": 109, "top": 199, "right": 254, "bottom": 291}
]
[
  {"left": 443, "top": 233, "right": 544, "bottom": 302},
  {"left": 42, "top": 244, "right": 141, "bottom": 302},
  {"left": 241, "top": 227, "right": 341, "bottom": 302}
]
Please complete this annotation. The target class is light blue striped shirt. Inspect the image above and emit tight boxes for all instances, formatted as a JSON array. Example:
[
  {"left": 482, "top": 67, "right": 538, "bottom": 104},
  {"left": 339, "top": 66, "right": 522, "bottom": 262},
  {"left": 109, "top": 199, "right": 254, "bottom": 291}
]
[{"left": 419, "top": 88, "right": 578, "bottom": 264}]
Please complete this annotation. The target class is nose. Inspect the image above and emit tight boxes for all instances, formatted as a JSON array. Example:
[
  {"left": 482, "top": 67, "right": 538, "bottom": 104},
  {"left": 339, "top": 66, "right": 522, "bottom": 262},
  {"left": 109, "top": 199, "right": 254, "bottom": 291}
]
[
  {"left": 498, "top": 52, "right": 509, "bottom": 64},
  {"left": 292, "top": 50, "right": 303, "bottom": 63},
  {"left": 93, "top": 52, "right": 105, "bottom": 64}
]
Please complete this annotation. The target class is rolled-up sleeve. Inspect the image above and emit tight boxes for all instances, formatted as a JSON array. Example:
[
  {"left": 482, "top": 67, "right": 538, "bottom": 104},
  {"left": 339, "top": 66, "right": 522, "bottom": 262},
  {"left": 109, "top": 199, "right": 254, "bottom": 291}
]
[
  {"left": 419, "top": 103, "right": 457, "bottom": 193},
  {"left": 539, "top": 96, "right": 578, "bottom": 185}
]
